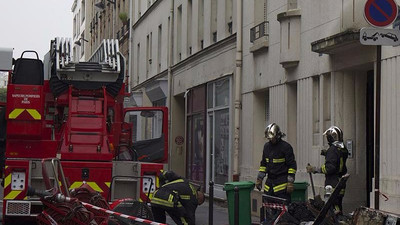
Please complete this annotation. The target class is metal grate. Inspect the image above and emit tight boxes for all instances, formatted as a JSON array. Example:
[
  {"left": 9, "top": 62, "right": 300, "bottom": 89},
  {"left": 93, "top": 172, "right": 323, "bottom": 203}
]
[
  {"left": 250, "top": 21, "right": 269, "bottom": 43},
  {"left": 6, "top": 201, "right": 31, "bottom": 216}
]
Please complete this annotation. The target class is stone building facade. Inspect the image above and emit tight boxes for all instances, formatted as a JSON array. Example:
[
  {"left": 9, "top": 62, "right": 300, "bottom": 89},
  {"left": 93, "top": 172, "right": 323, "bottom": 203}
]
[{"left": 79, "top": 0, "right": 400, "bottom": 213}]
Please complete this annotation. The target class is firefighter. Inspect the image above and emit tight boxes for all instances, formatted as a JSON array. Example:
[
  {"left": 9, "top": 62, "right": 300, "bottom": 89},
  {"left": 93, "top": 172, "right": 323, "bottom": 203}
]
[
  {"left": 256, "top": 123, "right": 297, "bottom": 202},
  {"left": 151, "top": 171, "right": 205, "bottom": 225},
  {"left": 306, "top": 125, "right": 349, "bottom": 214}
]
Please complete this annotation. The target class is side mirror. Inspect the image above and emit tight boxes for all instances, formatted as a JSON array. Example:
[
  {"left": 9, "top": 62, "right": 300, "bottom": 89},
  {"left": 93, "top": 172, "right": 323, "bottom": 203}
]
[{"left": 140, "top": 111, "right": 155, "bottom": 118}]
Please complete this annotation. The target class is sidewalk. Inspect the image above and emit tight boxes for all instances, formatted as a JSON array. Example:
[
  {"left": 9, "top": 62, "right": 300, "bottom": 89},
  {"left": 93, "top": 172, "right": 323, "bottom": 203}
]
[{"left": 166, "top": 200, "right": 259, "bottom": 225}]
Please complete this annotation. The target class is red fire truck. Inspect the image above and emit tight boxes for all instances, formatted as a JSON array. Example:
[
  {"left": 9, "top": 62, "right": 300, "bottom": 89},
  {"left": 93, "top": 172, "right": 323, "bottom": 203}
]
[{"left": 0, "top": 38, "right": 168, "bottom": 224}]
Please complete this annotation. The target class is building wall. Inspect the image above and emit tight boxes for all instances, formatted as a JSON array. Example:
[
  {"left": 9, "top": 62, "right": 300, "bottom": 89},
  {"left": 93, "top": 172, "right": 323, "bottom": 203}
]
[
  {"left": 82, "top": 0, "right": 400, "bottom": 213},
  {"left": 380, "top": 53, "right": 400, "bottom": 211},
  {"left": 242, "top": 0, "right": 383, "bottom": 213},
  {"left": 0, "top": 72, "right": 7, "bottom": 88},
  {"left": 132, "top": 0, "right": 171, "bottom": 86}
]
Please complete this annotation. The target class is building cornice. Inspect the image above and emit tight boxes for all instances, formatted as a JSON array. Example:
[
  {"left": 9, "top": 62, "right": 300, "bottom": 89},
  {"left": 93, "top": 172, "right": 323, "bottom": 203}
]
[
  {"left": 131, "top": 69, "right": 168, "bottom": 91},
  {"left": 171, "top": 34, "right": 237, "bottom": 73},
  {"left": 132, "top": 34, "right": 236, "bottom": 91}
]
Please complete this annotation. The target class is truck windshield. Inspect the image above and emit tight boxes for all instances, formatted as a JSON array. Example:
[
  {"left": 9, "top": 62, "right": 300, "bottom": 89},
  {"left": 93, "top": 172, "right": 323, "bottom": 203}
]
[{"left": 124, "top": 110, "right": 163, "bottom": 142}]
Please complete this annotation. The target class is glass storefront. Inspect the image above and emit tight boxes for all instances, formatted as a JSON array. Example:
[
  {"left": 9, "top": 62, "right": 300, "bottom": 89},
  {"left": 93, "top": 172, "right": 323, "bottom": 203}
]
[{"left": 207, "top": 77, "right": 231, "bottom": 187}]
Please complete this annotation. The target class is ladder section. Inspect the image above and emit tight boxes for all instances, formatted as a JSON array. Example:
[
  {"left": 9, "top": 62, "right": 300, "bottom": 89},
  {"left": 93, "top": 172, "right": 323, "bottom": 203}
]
[
  {"left": 52, "top": 38, "right": 121, "bottom": 82},
  {"left": 60, "top": 87, "right": 112, "bottom": 161}
]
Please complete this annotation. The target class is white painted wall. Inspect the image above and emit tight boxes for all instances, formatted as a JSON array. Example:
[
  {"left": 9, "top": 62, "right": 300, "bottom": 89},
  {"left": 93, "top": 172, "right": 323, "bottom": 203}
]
[
  {"left": 128, "top": 0, "right": 400, "bottom": 213},
  {"left": 132, "top": 0, "right": 171, "bottom": 86},
  {"left": 380, "top": 55, "right": 400, "bottom": 211}
]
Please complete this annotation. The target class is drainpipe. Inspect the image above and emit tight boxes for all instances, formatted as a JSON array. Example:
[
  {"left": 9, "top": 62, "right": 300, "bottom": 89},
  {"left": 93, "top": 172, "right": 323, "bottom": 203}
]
[
  {"left": 374, "top": 45, "right": 381, "bottom": 210},
  {"left": 167, "top": 0, "right": 174, "bottom": 170},
  {"left": 128, "top": 0, "right": 133, "bottom": 93},
  {"left": 233, "top": 0, "right": 243, "bottom": 181}
]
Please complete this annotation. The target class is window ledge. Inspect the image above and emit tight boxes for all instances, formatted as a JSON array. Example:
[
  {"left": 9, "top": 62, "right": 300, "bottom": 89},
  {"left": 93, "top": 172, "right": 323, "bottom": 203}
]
[
  {"left": 277, "top": 9, "right": 301, "bottom": 22},
  {"left": 250, "top": 36, "right": 269, "bottom": 53},
  {"left": 280, "top": 60, "right": 299, "bottom": 68}
]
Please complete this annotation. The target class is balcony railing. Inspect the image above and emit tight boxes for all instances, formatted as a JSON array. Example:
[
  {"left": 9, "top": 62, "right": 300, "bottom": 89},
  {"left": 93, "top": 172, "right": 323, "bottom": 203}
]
[
  {"left": 117, "top": 20, "right": 130, "bottom": 42},
  {"left": 250, "top": 21, "right": 269, "bottom": 43}
]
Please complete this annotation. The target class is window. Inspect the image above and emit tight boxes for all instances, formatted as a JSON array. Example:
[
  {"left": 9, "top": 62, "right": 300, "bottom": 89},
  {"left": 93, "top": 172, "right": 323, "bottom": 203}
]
[
  {"left": 81, "top": 0, "right": 85, "bottom": 24},
  {"left": 312, "top": 74, "right": 331, "bottom": 146},
  {"left": 73, "top": 16, "right": 77, "bottom": 38},
  {"left": 198, "top": 0, "right": 204, "bottom": 50},
  {"left": 80, "top": 34, "right": 85, "bottom": 57},
  {"left": 77, "top": 11, "right": 80, "bottom": 33},
  {"left": 312, "top": 76, "right": 320, "bottom": 146},
  {"left": 137, "top": 43, "right": 140, "bottom": 84},
  {"left": 322, "top": 73, "right": 331, "bottom": 143},
  {"left": 125, "top": 110, "right": 163, "bottom": 141},
  {"left": 265, "top": 91, "right": 270, "bottom": 126},
  {"left": 207, "top": 77, "right": 231, "bottom": 186},
  {"left": 186, "top": 85, "right": 206, "bottom": 189},
  {"left": 177, "top": 5, "right": 182, "bottom": 61},
  {"left": 225, "top": 0, "right": 233, "bottom": 35},
  {"left": 211, "top": 0, "right": 217, "bottom": 43},
  {"left": 146, "top": 34, "right": 150, "bottom": 76},
  {"left": 187, "top": 0, "right": 193, "bottom": 55},
  {"left": 212, "top": 32, "right": 217, "bottom": 43},
  {"left": 158, "top": 24, "right": 162, "bottom": 73}
]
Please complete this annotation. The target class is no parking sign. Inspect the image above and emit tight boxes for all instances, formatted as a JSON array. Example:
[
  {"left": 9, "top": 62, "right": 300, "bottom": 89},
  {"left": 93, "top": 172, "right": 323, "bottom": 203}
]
[{"left": 364, "top": 0, "right": 398, "bottom": 27}]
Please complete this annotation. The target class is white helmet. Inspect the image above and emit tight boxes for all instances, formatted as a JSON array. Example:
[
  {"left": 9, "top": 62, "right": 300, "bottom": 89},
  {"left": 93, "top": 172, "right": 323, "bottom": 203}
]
[
  {"left": 264, "top": 123, "right": 285, "bottom": 140},
  {"left": 323, "top": 126, "right": 343, "bottom": 144}
]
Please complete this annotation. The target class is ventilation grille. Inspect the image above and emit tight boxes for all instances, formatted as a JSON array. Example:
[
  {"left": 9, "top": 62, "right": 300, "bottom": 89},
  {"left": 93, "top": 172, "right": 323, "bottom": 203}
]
[{"left": 6, "top": 201, "right": 31, "bottom": 216}]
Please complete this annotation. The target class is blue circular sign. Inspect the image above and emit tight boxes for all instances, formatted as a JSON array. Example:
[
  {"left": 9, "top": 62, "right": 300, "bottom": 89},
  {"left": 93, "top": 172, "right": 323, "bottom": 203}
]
[{"left": 364, "top": 0, "right": 398, "bottom": 27}]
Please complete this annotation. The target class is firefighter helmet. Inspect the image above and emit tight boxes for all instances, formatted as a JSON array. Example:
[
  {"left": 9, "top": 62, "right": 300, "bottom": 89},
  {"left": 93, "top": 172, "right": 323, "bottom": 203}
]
[
  {"left": 264, "top": 123, "right": 285, "bottom": 141},
  {"left": 323, "top": 126, "right": 343, "bottom": 144}
]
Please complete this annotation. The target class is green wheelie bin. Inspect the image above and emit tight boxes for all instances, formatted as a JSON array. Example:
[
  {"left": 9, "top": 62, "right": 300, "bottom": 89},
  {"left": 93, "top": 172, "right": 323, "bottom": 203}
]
[{"left": 224, "top": 181, "right": 255, "bottom": 225}]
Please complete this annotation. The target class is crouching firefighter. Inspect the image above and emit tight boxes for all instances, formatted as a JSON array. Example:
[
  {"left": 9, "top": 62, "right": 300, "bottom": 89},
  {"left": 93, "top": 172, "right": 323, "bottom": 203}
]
[
  {"left": 151, "top": 171, "right": 205, "bottom": 225},
  {"left": 256, "top": 123, "right": 297, "bottom": 202},
  {"left": 307, "top": 125, "right": 349, "bottom": 214}
]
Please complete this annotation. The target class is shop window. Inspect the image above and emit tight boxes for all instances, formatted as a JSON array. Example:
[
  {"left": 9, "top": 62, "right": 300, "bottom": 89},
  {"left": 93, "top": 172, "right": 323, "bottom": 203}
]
[
  {"left": 207, "top": 77, "right": 231, "bottom": 186},
  {"left": 186, "top": 85, "right": 206, "bottom": 189}
]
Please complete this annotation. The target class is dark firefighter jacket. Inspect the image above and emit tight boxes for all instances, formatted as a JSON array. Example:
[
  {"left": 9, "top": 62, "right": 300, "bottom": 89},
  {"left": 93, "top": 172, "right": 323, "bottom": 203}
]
[
  {"left": 258, "top": 139, "right": 297, "bottom": 193},
  {"left": 151, "top": 178, "right": 198, "bottom": 225},
  {"left": 321, "top": 144, "right": 348, "bottom": 190}
]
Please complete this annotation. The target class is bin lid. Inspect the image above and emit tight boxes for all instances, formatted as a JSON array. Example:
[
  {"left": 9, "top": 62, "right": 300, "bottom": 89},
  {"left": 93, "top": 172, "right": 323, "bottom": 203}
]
[{"left": 223, "top": 181, "right": 255, "bottom": 191}]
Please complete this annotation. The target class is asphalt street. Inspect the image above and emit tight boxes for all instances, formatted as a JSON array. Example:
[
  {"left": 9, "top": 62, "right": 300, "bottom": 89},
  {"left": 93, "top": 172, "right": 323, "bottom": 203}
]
[
  {"left": 0, "top": 185, "right": 259, "bottom": 225},
  {"left": 166, "top": 200, "right": 259, "bottom": 225}
]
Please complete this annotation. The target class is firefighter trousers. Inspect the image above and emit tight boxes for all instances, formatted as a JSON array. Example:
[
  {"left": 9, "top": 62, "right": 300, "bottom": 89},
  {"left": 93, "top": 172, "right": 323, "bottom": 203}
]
[{"left": 151, "top": 205, "right": 190, "bottom": 225}]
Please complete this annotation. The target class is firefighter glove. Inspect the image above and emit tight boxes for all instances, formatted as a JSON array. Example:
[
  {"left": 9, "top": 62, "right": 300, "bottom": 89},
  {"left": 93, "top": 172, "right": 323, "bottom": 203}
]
[
  {"left": 320, "top": 149, "right": 327, "bottom": 156},
  {"left": 306, "top": 165, "right": 317, "bottom": 173},
  {"left": 286, "top": 182, "right": 294, "bottom": 194},
  {"left": 256, "top": 179, "right": 263, "bottom": 191}
]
